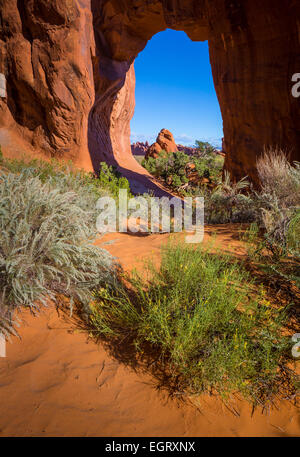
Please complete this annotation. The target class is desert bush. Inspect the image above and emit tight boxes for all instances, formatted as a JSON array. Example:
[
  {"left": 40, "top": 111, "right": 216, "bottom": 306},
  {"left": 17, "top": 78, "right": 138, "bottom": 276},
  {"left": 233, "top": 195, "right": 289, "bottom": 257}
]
[
  {"left": 253, "top": 150, "right": 300, "bottom": 261},
  {"left": 243, "top": 192, "right": 299, "bottom": 289},
  {"left": 142, "top": 145, "right": 224, "bottom": 193},
  {"left": 193, "top": 154, "right": 223, "bottom": 183},
  {"left": 287, "top": 210, "right": 300, "bottom": 254},
  {"left": 203, "top": 171, "right": 255, "bottom": 224},
  {"left": 143, "top": 148, "right": 255, "bottom": 223},
  {"left": 0, "top": 170, "right": 117, "bottom": 336},
  {"left": 142, "top": 150, "right": 189, "bottom": 187},
  {"left": 257, "top": 149, "right": 300, "bottom": 208},
  {"left": 194, "top": 140, "right": 216, "bottom": 156},
  {"left": 0, "top": 154, "right": 133, "bottom": 202},
  {"left": 98, "top": 162, "right": 133, "bottom": 199},
  {"left": 90, "top": 241, "right": 297, "bottom": 406}
]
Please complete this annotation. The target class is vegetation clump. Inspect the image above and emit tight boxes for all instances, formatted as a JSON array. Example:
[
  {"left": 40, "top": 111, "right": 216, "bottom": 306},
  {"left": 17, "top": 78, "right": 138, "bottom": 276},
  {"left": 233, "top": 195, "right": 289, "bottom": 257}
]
[
  {"left": 243, "top": 150, "right": 300, "bottom": 290},
  {"left": 90, "top": 241, "right": 298, "bottom": 407},
  {"left": 0, "top": 146, "right": 298, "bottom": 407},
  {"left": 0, "top": 155, "right": 133, "bottom": 336},
  {"left": 142, "top": 141, "right": 224, "bottom": 194}
]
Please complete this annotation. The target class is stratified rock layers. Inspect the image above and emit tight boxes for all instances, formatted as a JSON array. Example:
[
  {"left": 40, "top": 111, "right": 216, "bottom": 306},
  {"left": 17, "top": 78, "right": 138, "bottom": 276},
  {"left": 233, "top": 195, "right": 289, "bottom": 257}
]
[{"left": 0, "top": 1, "right": 299, "bottom": 182}]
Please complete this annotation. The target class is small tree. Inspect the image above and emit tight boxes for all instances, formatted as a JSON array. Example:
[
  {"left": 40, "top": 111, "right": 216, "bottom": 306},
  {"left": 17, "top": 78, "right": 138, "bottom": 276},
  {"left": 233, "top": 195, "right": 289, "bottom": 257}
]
[{"left": 194, "top": 140, "right": 216, "bottom": 157}]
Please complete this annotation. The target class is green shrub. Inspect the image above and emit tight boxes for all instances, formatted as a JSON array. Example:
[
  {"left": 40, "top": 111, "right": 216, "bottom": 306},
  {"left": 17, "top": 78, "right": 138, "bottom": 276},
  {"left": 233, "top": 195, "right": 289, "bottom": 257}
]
[
  {"left": 98, "top": 162, "right": 133, "bottom": 199},
  {"left": 194, "top": 140, "right": 216, "bottom": 156},
  {"left": 203, "top": 172, "right": 255, "bottom": 224},
  {"left": 0, "top": 170, "right": 116, "bottom": 336},
  {"left": 243, "top": 217, "right": 300, "bottom": 291},
  {"left": 142, "top": 145, "right": 224, "bottom": 194},
  {"left": 0, "top": 156, "right": 133, "bottom": 201},
  {"left": 287, "top": 210, "right": 300, "bottom": 254},
  {"left": 90, "top": 241, "right": 297, "bottom": 406}
]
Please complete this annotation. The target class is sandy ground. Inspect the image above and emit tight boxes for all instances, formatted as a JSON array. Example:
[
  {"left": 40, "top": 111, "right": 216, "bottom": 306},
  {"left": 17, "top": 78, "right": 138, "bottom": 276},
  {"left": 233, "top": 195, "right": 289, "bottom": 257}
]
[{"left": 0, "top": 227, "right": 299, "bottom": 437}]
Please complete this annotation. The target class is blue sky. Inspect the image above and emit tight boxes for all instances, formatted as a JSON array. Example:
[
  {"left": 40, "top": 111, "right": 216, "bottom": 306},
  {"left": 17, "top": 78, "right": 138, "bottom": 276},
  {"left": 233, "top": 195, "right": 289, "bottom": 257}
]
[{"left": 130, "top": 29, "right": 223, "bottom": 148}]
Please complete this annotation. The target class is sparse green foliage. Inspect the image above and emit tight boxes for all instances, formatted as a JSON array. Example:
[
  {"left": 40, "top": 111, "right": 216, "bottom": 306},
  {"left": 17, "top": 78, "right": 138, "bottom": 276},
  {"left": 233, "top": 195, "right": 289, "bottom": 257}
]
[
  {"left": 142, "top": 142, "right": 255, "bottom": 223},
  {"left": 142, "top": 144, "right": 224, "bottom": 194},
  {"left": 194, "top": 140, "right": 216, "bottom": 156},
  {"left": 287, "top": 210, "right": 300, "bottom": 254},
  {"left": 90, "top": 241, "right": 297, "bottom": 406},
  {"left": 0, "top": 160, "right": 124, "bottom": 336},
  {"left": 98, "top": 162, "right": 133, "bottom": 199}
]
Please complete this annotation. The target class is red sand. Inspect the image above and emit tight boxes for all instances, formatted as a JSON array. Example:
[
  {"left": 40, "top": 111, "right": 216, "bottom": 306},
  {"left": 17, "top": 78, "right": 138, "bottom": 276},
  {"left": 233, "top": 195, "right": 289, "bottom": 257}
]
[{"left": 0, "top": 228, "right": 299, "bottom": 437}]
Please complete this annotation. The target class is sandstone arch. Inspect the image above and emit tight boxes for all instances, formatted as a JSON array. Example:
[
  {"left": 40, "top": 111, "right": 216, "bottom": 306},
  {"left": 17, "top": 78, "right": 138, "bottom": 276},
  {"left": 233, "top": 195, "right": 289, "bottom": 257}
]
[{"left": 0, "top": 1, "right": 299, "bottom": 192}]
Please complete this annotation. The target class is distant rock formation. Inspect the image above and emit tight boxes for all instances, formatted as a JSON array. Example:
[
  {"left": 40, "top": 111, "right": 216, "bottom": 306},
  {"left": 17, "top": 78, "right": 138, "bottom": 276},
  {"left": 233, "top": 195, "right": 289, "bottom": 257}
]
[
  {"left": 177, "top": 144, "right": 198, "bottom": 156},
  {"left": 131, "top": 141, "right": 149, "bottom": 156},
  {"left": 132, "top": 141, "right": 197, "bottom": 158},
  {"left": 133, "top": 132, "right": 225, "bottom": 160},
  {"left": 145, "top": 129, "right": 178, "bottom": 160}
]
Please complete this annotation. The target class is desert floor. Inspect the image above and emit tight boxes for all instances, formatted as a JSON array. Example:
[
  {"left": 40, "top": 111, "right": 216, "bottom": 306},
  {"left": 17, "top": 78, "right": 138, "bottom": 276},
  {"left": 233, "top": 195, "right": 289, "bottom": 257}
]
[{"left": 0, "top": 226, "right": 299, "bottom": 437}]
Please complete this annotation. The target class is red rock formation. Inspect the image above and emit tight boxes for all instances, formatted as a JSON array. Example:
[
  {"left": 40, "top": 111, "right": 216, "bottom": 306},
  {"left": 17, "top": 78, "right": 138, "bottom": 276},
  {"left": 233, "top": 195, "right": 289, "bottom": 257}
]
[
  {"left": 0, "top": 1, "right": 299, "bottom": 186},
  {"left": 0, "top": 0, "right": 96, "bottom": 169},
  {"left": 145, "top": 128, "right": 178, "bottom": 160},
  {"left": 177, "top": 144, "right": 198, "bottom": 156},
  {"left": 131, "top": 141, "right": 149, "bottom": 156}
]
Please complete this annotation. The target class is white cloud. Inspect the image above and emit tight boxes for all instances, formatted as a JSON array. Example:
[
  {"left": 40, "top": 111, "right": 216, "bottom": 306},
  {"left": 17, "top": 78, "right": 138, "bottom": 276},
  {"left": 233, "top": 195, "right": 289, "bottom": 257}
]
[
  {"left": 130, "top": 132, "right": 156, "bottom": 144},
  {"left": 174, "top": 134, "right": 194, "bottom": 146}
]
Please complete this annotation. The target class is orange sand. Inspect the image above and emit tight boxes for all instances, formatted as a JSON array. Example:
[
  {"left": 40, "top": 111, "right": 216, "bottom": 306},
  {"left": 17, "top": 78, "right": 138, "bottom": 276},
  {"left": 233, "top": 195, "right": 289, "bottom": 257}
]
[{"left": 0, "top": 227, "right": 299, "bottom": 437}]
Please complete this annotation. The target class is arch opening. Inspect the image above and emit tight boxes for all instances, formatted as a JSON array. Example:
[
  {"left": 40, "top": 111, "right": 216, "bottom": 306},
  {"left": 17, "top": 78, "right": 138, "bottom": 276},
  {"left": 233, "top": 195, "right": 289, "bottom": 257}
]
[
  {"left": 131, "top": 29, "right": 223, "bottom": 160},
  {"left": 87, "top": 1, "right": 300, "bottom": 193}
]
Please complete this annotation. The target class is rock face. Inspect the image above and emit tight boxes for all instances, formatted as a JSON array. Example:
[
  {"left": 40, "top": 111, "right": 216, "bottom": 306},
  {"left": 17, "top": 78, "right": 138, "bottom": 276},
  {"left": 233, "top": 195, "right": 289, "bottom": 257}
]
[
  {"left": 145, "top": 129, "right": 178, "bottom": 160},
  {"left": 0, "top": 0, "right": 96, "bottom": 168},
  {"left": 0, "top": 1, "right": 300, "bottom": 184}
]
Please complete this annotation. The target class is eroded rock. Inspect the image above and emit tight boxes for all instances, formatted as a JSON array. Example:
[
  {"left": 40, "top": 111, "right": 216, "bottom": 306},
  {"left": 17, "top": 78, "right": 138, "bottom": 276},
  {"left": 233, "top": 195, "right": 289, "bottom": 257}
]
[
  {"left": 145, "top": 129, "right": 178, "bottom": 160},
  {"left": 0, "top": 0, "right": 299, "bottom": 183}
]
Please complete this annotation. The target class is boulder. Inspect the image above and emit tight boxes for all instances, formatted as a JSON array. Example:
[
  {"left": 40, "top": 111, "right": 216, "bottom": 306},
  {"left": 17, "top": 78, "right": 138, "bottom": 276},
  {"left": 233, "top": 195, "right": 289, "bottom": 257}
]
[{"left": 145, "top": 129, "right": 178, "bottom": 160}]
